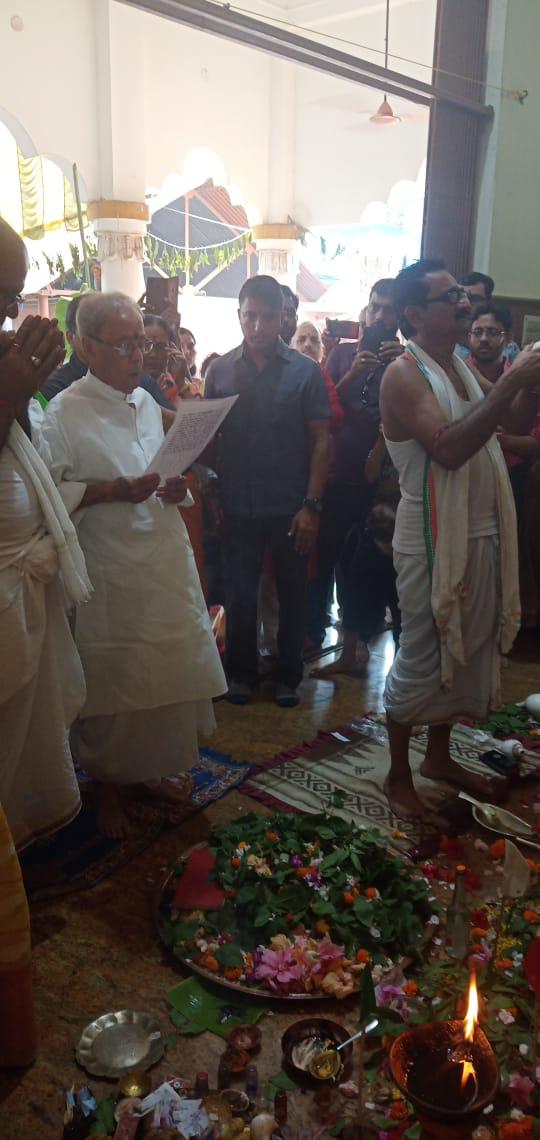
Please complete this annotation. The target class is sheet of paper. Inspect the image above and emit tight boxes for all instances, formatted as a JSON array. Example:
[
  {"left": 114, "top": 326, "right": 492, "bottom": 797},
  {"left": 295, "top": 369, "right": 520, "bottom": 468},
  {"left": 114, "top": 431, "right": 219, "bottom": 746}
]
[{"left": 146, "top": 395, "right": 237, "bottom": 478}]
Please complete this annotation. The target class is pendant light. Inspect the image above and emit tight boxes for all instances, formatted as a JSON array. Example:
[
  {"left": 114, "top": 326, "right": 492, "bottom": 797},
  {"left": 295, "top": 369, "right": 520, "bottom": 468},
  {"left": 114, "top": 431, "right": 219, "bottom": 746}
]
[{"left": 370, "top": 0, "right": 401, "bottom": 125}]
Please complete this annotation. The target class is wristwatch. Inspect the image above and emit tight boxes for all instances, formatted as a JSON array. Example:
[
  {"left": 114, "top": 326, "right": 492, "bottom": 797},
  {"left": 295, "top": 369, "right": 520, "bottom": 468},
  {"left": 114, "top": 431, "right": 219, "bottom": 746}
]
[{"left": 303, "top": 497, "right": 323, "bottom": 514}]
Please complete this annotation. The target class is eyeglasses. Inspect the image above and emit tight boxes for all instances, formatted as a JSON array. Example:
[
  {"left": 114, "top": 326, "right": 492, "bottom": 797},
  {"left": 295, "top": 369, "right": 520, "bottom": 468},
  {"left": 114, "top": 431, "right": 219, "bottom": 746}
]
[
  {"left": 89, "top": 334, "right": 146, "bottom": 357},
  {"left": 470, "top": 327, "right": 505, "bottom": 339},
  {"left": 425, "top": 286, "right": 469, "bottom": 306},
  {"left": 143, "top": 339, "right": 170, "bottom": 354},
  {"left": 0, "top": 287, "right": 23, "bottom": 306}
]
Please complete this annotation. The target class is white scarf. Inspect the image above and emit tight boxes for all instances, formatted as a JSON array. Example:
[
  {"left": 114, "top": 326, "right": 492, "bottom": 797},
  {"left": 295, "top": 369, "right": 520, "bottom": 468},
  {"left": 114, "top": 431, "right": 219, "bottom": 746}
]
[
  {"left": 407, "top": 340, "right": 520, "bottom": 690},
  {"left": 8, "top": 420, "right": 92, "bottom": 607}
]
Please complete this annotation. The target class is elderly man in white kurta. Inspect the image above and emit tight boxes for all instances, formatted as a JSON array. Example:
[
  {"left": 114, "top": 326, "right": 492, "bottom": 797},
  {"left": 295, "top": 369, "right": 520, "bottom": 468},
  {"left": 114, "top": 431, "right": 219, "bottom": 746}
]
[
  {"left": 42, "top": 293, "right": 226, "bottom": 838},
  {"left": 0, "top": 219, "right": 90, "bottom": 849}
]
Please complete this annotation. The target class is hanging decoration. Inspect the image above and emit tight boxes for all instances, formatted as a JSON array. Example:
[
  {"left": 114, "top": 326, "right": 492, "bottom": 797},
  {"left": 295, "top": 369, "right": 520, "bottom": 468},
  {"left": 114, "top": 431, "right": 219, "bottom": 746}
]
[{"left": 144, "top": 231, "right": 252, "bottom": 280}]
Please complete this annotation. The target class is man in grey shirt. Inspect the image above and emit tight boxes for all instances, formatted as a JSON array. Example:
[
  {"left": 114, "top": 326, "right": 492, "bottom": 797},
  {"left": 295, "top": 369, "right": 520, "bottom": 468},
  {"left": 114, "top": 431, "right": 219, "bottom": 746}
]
[{"left": 205, "top": 275, "right": 330, "bottom": 707}]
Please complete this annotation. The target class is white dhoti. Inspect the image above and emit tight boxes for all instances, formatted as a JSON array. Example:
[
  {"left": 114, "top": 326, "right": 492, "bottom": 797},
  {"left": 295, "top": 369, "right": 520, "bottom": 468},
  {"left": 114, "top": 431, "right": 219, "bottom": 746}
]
[
  {"left": 71, "top": 700, "right": 216, "bottom": 784},
  {"left": 384, "top": 536, "right": 499, "bottom": 725},
  {"left": 1, "top": 420, "right": 90, "bottom": 850}
]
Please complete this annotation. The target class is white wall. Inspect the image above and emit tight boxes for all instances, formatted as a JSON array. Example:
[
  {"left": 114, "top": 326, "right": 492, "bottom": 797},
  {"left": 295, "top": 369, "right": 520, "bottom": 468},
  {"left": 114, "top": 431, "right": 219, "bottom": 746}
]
[
  {"left": 140, "top": 12, "right": 273, "bottom": 220},
  {"left": 292, "top": 0, "right": 435, "bottom": 226},
  {"left": 484, "top": 0, "right": 540, "bottom": 298},
  {"left": 0, "top": 0, "right": 100, "bottom": 197}
]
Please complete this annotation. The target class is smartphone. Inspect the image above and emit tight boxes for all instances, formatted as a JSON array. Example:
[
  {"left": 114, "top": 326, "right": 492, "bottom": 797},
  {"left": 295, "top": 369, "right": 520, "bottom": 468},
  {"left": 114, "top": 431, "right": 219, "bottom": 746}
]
[
  {"left": 145, "top": 276, "right": 179, "bottom": 316},
  {"left": 326, "top": 318, "right": 360, "bottom": 340},
  {"left": 361, "top": 324, "right": 396, "bottom": 356}
]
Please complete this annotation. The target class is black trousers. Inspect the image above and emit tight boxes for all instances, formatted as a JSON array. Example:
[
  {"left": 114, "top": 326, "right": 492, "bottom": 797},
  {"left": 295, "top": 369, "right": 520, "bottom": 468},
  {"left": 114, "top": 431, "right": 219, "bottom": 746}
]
[
  {"left": 223, "top": 514, "right": 308, "bottom": 688},
  {"left": 305, "top": 480, "right": 371, "bottom": 645},
  {"left": 343, "top": 530, "right": 401, "bottom": 645}
]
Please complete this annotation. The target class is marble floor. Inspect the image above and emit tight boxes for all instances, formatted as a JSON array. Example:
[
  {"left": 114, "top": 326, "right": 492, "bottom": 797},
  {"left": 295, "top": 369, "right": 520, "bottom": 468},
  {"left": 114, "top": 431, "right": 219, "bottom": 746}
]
[{"left": 1, "top": 632, "right": 539, "bottom": 1138}]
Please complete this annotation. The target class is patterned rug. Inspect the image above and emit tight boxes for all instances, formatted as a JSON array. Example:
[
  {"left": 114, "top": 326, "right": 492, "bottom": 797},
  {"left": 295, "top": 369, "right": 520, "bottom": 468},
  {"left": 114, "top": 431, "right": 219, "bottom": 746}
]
[
  {"left": 242, "top": 717, "right": 530, "bottom": 852},
  {"left": 21, "top": 748, "right": 250, "bottom": 903}
]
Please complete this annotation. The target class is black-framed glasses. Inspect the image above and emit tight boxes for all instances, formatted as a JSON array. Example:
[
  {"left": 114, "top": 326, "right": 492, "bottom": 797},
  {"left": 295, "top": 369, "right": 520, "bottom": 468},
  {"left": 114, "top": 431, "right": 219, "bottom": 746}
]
[
  {"left": 470, "top": 327, "right": 505, "bottom": 339},
  {"left": 89, "top": 334, "right": 146, "bottom": 357},
  {"left": 425, "top": 286, "right": 469, "bottom": 306},
  {"left": 0, "top": 287, "right": 23, "bottom": 306}
]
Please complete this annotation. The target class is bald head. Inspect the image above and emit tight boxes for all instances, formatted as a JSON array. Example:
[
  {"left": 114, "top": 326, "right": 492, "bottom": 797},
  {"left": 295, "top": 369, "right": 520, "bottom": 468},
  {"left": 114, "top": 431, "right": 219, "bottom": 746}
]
[{"left": 0, "top": 218, "right": 28, "bottom": 326}]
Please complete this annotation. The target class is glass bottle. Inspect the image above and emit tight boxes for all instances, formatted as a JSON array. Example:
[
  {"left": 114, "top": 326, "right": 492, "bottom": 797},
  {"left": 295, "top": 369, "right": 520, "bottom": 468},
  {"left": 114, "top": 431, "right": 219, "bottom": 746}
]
[
  {"left": 446, "top": 863, "right": 469, "bottom": 961},
  {"left": 274, "top": 1090, "right": 288, "bottom": 1126}
]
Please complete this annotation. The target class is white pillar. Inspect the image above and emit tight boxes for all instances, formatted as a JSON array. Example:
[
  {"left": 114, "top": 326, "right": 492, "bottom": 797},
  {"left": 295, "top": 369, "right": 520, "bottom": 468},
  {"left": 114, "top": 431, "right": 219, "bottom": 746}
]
[
  {"left": 267, "top": 60, "right": 296, "bottom": 222},
  {"left": 91, "top": 1, "right": 149, "bottom": 297}
]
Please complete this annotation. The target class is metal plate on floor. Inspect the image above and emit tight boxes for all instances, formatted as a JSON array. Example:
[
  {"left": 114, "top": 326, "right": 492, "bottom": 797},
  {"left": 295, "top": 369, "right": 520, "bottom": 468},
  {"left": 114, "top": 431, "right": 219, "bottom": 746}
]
[{"left": 75, "top": 1009, "right": 164, "bottom": 1077}]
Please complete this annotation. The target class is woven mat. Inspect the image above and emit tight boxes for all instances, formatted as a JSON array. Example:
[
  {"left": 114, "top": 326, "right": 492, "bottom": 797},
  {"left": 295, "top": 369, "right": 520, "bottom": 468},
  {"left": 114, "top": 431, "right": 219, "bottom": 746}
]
[
  {"left": 242, "top": 718, "right": 512, "bottom": 852},
  {"left": 21, "top": 748, "right": 250, "bottom": 903}
]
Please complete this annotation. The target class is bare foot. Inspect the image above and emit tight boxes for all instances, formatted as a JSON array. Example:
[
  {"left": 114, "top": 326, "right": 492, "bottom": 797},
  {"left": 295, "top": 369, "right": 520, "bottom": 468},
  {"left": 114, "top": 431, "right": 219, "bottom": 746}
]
[
  {"left": 420, "top": 755, "right": 498, "bottom": 801},
  {"left": 135, "top": 774, "right": 194, "bottom": 805},
  {"left": 95, "top": 783, "right": 132, "bottom": 840},
  {"left": 310, "top": 644, "right": 370, "bottom": 679},
  {"left": 383, "top": 775, "right": 427, "bottom": 822}
]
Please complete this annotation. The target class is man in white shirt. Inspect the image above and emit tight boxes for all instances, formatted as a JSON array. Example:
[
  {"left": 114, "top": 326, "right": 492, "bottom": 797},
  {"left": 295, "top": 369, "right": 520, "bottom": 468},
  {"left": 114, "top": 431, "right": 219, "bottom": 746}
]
[
  {"left": 42, "top": 293, "right": 226, "bottom": 838},
  {"left": 0, "top": 218, "right": 90, "bottom": 849}
]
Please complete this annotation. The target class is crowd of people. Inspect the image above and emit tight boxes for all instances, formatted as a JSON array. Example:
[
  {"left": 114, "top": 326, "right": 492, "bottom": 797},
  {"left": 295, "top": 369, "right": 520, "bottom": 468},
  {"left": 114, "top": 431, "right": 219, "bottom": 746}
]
[{"left": 2, "top": 212, "right": 540, "bottom": 861}]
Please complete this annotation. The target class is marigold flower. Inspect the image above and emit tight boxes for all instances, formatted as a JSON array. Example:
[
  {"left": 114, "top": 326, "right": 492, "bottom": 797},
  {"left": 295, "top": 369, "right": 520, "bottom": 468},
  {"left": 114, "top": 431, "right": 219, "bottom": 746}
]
[
  {"left": 388, "top": 1100, "right": 409, "bottom": 1120},
  {"left": 489, "top": 839, "right": 506, "bottom": 860},
  {"left": 343, "top": 891, "right": 355, "bottom": 905},
  {"left": 365, "top": 887, "right": 378, "bottom": 899},
  {"left": 296, "top": 867, "right": 312, "bottom": 878},
  {"left": 523, "top": 909, "right": 539, "bottom": 922},
  {"left": 231, "top": 856, "right": 241, "bottom": 868},
  {"left": 497, "top": 1119, "right": 534, "bottom": 1140},
  {"left": 204, "top": 954, "right": 220, "bottom": 972},
  {"left": 266, "top": 831, "right": 279, "bottom": 841},
  {"left": 495, "top": 958, "right": 514, "bottom": 970},
  {"left": 356, "top": 948, "right": 370, "bottom": 964},
  {"left": 403, "top": 981, "right": 418, "bottom": 996}
]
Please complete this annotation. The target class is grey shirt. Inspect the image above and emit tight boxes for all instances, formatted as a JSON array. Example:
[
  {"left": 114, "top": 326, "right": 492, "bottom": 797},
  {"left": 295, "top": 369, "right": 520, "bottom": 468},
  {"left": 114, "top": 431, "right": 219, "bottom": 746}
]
[{"left": 204, "top": 338, "right": 331, "bottom": 518}]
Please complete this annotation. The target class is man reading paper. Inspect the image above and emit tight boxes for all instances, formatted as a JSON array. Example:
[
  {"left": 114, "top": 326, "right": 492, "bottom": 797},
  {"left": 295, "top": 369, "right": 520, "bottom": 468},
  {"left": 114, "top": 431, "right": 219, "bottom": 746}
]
[{"left": 42, "top": 293, "right": 226, "bottom": 839}]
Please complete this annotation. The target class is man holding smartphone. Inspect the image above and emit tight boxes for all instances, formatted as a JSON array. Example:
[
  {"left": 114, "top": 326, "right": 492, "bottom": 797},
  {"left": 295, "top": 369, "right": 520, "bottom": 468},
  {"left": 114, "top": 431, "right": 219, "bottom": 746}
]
[{"left": 306, "top": 278, "right": 402, "bottom": 660}]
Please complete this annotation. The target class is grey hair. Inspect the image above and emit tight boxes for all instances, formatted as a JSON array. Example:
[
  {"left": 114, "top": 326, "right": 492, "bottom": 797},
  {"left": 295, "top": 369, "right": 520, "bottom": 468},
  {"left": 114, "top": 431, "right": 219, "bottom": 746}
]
[{"left": 76, "top": 292, "right": 141, "bottom": 338}]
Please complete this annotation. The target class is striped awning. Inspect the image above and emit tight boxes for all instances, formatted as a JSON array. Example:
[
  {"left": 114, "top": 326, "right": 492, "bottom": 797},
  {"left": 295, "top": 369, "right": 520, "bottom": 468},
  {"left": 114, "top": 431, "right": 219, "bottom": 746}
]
[{"left": 0, "top": 121, "right": 87, "bottom": 239}]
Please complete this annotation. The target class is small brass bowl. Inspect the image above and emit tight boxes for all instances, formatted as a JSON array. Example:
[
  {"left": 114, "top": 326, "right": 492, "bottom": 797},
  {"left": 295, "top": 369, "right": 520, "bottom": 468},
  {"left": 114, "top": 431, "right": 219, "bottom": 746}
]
[{"left": 282, "top": 1018, "right": 353, "bottom": 1087}]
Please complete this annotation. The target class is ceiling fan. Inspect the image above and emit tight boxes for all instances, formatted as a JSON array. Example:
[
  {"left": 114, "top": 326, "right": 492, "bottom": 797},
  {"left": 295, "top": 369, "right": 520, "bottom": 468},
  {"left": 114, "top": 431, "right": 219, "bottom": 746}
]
[
  {"left": 370, "top": 0, "right": 401, "bottom": 124},
  {"left": 312, "top": 0, "right": 428, "bottom": 126}
]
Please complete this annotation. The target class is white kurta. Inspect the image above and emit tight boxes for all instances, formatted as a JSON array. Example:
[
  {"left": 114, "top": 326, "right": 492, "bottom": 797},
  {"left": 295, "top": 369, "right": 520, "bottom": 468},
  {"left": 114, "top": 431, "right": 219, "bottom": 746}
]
[
  {"left": 0, "top": 432, "right": 84, "bottom": 849},
  {"left": 41, "top": 374, "right": 226, "bottom": 784}
]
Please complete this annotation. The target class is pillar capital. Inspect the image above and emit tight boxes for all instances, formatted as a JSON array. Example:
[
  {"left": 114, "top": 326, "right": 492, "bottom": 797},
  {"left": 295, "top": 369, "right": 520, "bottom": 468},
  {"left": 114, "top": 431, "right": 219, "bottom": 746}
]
[
  {"left": 88, "top": 199, "right": 150, "bottom": 224},
  {"left": 251, "top": 223, "right": 300, "bottom": 288},
  {"left": 88, "top": 200, "right": 149, "bottom": 299}
]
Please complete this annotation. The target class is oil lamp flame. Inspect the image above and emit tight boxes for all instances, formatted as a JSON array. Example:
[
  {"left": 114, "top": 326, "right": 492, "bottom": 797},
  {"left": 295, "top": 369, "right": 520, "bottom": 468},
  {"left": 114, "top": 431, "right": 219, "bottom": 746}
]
[
  {"left": 460, "top": 1058, "right": 475, "bottom": 1089},
  {"left": 464, "top": 974, "right": 478, "bottom": 1042}
]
